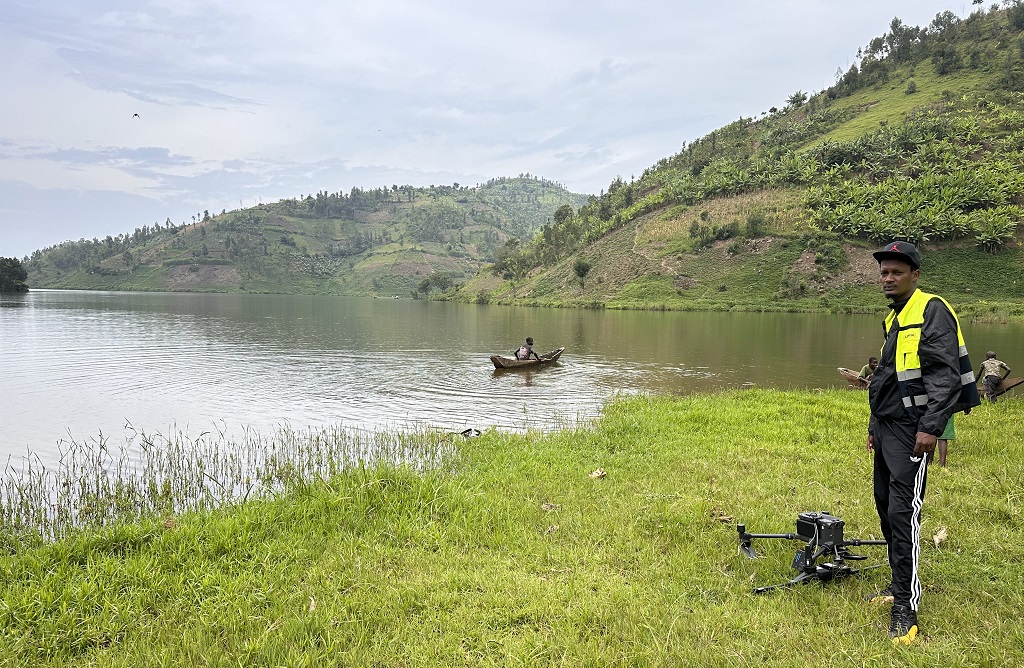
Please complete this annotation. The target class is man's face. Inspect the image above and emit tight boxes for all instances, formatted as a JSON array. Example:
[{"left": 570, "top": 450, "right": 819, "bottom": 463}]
[{"left": 879, "top": 259, "right": 919, "bottom": 301}]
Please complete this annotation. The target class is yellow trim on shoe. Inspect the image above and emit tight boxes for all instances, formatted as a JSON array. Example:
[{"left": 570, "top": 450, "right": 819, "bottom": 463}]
[{"left": 890, "top": 624, "right": 918, "bottom": 645}]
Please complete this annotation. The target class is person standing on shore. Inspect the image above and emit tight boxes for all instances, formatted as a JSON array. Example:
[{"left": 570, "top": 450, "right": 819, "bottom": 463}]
[
  {"left": 865, "top": 241, "right": 981, "bottom": 644},
  {"left": 977, "top": 351, "right": 1011, "bottom": 403},
  {"left": 936, "top": 416, "right": 954, "bottom": 468}
]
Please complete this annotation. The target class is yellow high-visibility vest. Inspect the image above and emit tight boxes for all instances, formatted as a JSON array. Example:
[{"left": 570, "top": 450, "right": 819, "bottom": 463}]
[{"left": 883, "top": 288, "right": 980, "bottom": 414}]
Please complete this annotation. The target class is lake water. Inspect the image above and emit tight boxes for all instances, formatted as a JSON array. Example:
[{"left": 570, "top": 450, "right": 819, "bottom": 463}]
[{"left": 2, "top": 290, "right": 1020, "bottom": 467}]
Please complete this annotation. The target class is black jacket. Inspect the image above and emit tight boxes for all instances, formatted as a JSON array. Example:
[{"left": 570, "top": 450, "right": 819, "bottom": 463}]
[{"left": 868, "top": 296, "right": 963, "bottom": 436}]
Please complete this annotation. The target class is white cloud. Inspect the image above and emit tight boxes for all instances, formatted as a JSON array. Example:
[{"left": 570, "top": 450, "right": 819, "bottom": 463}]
[{"left": 0, "top": 0, "right": 957, "bottom": 257}]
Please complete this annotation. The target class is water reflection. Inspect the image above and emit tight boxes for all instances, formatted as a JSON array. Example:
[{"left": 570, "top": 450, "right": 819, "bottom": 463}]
[
  {"left": 0, "top": 294, "right": 28, "bottom": 307},
  {"left": 2, "top": 290, "right": 1020, "bottom": 467}
]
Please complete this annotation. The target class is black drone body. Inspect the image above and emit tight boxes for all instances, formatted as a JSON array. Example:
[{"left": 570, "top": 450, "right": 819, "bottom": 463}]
[{"left": 737, "top": 511, "right": 888, "bottom": 594}]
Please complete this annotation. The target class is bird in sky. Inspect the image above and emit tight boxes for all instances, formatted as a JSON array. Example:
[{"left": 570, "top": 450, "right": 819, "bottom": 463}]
[{"left": 132, "top": 113, "right": 140, "bottom": 118}]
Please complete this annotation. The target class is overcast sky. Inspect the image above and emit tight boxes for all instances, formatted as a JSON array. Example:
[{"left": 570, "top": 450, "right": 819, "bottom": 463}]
[{"left": 1, "top": 1, "right": 962, "bottom": 258}]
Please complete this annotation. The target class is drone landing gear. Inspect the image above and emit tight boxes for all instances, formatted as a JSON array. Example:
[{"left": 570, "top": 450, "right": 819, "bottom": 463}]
[{"left": 751, "top": 552, "right": 882, "bottom": 594}]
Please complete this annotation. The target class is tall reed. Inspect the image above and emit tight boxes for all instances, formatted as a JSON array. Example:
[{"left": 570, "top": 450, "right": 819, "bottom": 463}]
[{"left": 0, "top": 423, "right": 458, "bottom": 543}]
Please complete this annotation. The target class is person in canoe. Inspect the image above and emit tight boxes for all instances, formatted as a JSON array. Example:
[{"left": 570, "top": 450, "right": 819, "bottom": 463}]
[
  {"left": 858, "top": 356, "right": 879, "bottom": 383},
  {"left": 977, "top": 351, "right": 1011, "bottom": 403},
  {"left": 515, "top": 337, "right": 541, "bottom": 361}
]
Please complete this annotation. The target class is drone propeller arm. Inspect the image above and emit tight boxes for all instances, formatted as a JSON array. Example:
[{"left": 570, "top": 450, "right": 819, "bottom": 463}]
[
  {"left": 737, "top": 523, "right": 803, "bottom": 540},
  {"left": 738, "top": 524, "right": 805, "bottom": 559},
  {"left": 738, "top": 523, "right": 811, "bottom": 560},
  {"left": 839, "top": 538, "right": 888, "bottom": 547}
]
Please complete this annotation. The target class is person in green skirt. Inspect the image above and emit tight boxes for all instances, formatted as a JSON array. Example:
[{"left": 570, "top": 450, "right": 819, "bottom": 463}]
[{"left": 935, "top": 417, "right": 954, "bottom": 467}]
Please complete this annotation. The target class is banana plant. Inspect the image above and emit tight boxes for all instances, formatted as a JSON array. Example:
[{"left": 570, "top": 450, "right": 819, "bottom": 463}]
[{"left": 973, "top": 209, "right": 1018, "bottom": 253}]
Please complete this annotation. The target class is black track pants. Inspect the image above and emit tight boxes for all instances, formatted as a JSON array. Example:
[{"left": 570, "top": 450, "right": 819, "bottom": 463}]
[{"left": 873, "top": 416, "right": 929, "bottom": 611}]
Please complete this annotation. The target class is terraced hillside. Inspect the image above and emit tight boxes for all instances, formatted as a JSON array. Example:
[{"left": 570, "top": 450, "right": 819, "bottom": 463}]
[
  {"left": 24, "top": 177, "right": 588, "bottom": 297},
  {"left": 456, "top": 6, "right": 1024, "bottom": 319}
]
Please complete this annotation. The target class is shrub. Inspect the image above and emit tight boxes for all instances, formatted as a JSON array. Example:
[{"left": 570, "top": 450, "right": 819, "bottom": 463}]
[
  {"left": 973, "top": 209, "right": 1018, "bottom": 253},
  {"left": 712, "top": 221, "right": 741, "bottom": 242},
  {"left": 745, "top": 212, "right": 768, "bottom": 237},
  {"left": 777, "top": 273, "right": 808, "bottom": 299},
  {"left": 802, "top": 232, "right": 847, "bottom": 272}
]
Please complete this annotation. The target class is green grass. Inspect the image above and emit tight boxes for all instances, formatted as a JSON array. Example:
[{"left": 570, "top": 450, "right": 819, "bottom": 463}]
[
  {"left": 2, "top": 390, "right": 1022, "bottom": 666},
  {"left": 816, "top": 65, "right": 994, "bottom": 147}
]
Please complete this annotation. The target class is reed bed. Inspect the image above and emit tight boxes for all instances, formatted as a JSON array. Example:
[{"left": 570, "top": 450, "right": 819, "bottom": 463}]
[{"left": 0, "top": 423, "right": 458, "bottom": 543}]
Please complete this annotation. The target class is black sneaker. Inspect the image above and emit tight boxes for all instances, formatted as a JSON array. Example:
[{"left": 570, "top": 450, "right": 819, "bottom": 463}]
[
  {"left": 866, "top": 584, "right": 894, "bottom": 604},
  {"left": 889, "top": 605, "right": 919, "bottom": 644}
]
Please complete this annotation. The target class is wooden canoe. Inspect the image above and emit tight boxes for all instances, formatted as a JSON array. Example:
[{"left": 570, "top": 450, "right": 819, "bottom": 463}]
[
  {"left": 838, "top": 367, "right": 869, "bottom": 389},
  {"left": 982, "top": 376, "right": 1024, "bottom": 399},
  {"left": 490, "top": 347, "right": 565, "bottom": 370}
]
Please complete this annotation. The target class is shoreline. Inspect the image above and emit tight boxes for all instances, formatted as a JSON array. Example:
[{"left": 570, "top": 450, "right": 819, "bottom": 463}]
[{"left": 17, "top": 285, "right": 1024, "bottom": 323}]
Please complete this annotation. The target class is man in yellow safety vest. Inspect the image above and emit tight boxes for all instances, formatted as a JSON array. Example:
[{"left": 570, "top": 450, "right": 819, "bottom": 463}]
[{"left": 865, "top": 240, "right": 980, "bottom": 644}]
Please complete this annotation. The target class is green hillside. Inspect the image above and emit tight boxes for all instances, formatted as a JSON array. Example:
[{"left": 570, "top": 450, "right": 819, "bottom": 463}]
[
  {"left": 24, "top": 177, "right": 588, "bottom": 297},
  {"left": 455, "top": 6, "right": 1024, "bottom": 320}
]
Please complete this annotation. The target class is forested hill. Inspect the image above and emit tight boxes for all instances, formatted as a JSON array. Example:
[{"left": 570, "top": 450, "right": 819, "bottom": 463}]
[
  {"left": 24, "top": 176, "right": 588, "bottom": 296},
  {"left": 456, "top": 5, "right": 1024, "bottom": 319}
]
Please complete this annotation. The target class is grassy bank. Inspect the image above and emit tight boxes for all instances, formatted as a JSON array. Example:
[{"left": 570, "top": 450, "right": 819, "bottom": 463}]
[{"left": 2, "top": 390, "right": 1022, "bottom": 666}]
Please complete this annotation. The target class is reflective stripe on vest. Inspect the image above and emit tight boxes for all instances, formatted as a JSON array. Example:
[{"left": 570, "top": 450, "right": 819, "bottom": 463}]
[{"left": 882, "top": 288, "right": 980, "bottom": 415}]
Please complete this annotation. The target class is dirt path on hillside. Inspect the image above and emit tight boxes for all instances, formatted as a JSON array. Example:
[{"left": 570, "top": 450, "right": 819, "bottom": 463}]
[{"left": 631, "top": 221, "right": 679, "bottom": 276}]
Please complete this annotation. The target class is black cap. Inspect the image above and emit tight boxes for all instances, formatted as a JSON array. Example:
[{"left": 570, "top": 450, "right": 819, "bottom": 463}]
[{"left": 873, "top": 241, "right": 921, "bottom": 270}]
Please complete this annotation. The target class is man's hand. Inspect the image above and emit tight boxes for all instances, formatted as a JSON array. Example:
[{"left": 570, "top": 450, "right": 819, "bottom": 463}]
[
  {"left": 867, "top": 434, "right": 874, "bottom": 452},
  {"left": 914, "top": 431, "right": 938, "bottom": 457}
]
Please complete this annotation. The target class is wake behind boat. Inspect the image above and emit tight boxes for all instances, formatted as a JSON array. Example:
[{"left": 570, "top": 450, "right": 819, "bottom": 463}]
[{"left": 490, "top": 347, "right": 565, "bottom": 370}]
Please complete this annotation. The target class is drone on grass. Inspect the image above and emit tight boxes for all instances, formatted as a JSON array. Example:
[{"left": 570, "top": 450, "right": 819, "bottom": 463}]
[{"left": 736, "top": 511, "right": 888, "bottom": 594}]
